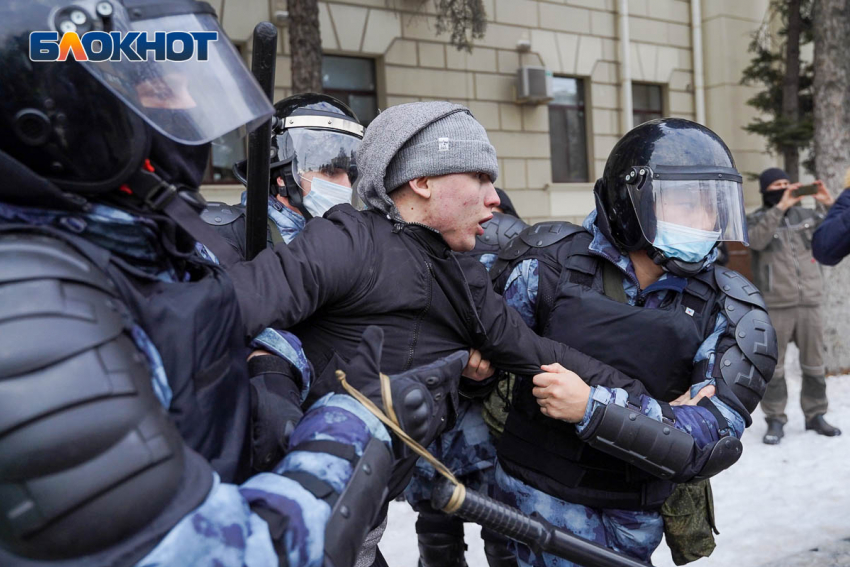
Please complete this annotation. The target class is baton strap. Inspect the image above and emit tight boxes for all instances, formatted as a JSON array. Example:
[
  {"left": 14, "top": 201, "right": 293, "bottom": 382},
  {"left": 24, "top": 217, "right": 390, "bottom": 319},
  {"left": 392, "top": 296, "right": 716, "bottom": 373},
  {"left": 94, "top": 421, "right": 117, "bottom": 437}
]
[{"left": 336, "top": 370, "right": 466, "bottom": 512}]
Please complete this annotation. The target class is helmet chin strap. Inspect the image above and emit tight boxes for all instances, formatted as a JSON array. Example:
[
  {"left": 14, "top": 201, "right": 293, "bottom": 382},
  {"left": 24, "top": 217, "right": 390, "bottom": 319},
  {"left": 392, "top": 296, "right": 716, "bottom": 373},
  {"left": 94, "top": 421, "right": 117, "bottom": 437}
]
[
  {"left": 276, "top": 163, "right": 313, "bottom": 220},
  {"left": 646, "top": 247, "right": 710, "bottom": 278}
]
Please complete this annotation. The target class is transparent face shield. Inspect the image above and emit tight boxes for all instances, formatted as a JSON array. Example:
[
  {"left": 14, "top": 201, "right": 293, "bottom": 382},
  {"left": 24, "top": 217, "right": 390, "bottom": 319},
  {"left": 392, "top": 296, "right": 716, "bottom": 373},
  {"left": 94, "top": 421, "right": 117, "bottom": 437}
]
[
  {"left": 627, "top": 167, "right": 749, "bottom": 249},
  {"left": 74, "top": 5, "right": 274, "bottom": 144},
  {"left": 274, "top": 128, "right": 361, "bottom": 192}
]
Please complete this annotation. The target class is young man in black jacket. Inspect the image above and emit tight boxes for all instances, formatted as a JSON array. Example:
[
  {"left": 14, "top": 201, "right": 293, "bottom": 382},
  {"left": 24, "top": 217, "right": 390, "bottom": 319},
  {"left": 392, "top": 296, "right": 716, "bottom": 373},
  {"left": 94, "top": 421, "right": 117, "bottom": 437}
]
[
  {"left": 221, "top": 101, "right": 653, "bottom": 565},
  {"left": 228, "top": 102, "right": 645, "bottom": 402}
]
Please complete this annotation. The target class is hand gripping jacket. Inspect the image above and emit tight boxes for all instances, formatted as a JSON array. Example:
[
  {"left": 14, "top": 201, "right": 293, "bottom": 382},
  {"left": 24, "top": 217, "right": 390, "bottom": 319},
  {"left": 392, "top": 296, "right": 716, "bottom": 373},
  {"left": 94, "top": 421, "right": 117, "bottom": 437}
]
[
  {"left": 577, "top": 266, "right": 777, "bottom": 483},
  {"left": 0, "top": 233, "right": 212, "bottom": 562},
  {"left": 491, "top": 222, "right": 777, "bottom": 508}
]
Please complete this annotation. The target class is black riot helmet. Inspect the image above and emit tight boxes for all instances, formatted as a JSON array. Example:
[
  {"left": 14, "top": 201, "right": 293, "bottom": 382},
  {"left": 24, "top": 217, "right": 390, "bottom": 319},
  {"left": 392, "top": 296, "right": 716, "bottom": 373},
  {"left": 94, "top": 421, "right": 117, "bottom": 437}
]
[
  {"left": 0, "top": 0, "right": 273, "bottom": 198},
  {"left": 593, "top": 118, "right": 748, "bottom": 277},
  {"left": 233, "top": 93, "right": 364, "bottom": 219}
]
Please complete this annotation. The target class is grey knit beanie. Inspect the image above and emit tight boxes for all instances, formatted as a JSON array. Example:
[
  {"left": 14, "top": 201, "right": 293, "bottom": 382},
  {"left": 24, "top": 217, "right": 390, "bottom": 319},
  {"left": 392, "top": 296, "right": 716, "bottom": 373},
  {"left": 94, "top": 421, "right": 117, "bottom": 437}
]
[{"left": 356, "top": 101, "right": 499, "bottom": 222}]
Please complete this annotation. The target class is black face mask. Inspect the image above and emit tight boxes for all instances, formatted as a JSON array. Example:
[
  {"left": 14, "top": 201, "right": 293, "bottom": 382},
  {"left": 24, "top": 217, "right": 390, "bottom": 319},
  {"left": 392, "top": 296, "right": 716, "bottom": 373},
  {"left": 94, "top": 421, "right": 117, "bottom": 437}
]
[
  {"left": 762, "top": 190, "right": 784, "bottom": 208},
  {"left": 146, "top": 125, "right": 210, "bottom": 191}
]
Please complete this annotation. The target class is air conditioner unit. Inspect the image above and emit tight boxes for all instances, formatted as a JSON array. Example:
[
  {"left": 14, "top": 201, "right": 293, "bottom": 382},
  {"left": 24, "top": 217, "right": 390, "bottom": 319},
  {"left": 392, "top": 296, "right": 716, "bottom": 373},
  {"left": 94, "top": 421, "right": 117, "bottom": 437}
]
[{"left": 516, "top": 66, "right": 553, "bottom": 104}]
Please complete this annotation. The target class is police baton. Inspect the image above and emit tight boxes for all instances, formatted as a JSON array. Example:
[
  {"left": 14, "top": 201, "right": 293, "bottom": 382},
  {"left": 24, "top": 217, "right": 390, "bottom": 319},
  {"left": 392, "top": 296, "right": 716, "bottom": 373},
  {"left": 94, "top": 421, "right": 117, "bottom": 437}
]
[
  {"left": 431, "top": 478, "right": 650, "bottom": 567},
  {"left": 245, "top": 21, "right": 277, "bottom": 260}
]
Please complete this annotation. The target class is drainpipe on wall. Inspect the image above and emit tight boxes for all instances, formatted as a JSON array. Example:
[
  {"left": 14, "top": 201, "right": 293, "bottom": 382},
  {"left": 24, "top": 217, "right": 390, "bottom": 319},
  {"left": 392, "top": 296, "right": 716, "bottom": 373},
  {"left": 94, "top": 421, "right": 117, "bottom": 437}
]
[
  {"left": 618, "top": 0, "right": 633, "bottom": 133},
  {"left": 691, "top": 0, "right": 706, "bottom": 124}
]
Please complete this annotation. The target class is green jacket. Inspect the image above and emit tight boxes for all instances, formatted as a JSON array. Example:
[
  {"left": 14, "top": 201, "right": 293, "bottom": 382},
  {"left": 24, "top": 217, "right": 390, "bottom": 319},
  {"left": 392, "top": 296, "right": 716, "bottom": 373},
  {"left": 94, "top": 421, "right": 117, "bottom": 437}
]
[{"left": 746, "top": 204, "right": 827, "bottom": 308}]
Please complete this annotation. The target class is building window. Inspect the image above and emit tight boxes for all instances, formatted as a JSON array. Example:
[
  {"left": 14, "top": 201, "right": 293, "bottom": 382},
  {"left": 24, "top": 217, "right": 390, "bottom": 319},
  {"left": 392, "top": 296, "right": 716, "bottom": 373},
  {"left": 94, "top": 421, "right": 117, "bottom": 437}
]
[
  {"left": 632, "top": 83, "right": 663, "bottom": 126},
  {"left": 548, "top": 77, "right": 588, "bottom": 183},
  {"left": 203, "top": 128, "right": 247, "bottom": 184},
  {"left": 322, "top": 55, "right": 378, "bottom": 126}
]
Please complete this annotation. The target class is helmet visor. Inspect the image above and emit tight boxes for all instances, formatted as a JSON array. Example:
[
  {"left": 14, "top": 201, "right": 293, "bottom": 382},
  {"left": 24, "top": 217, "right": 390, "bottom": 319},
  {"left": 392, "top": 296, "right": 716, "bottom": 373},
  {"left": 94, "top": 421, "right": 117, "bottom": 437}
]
[
  {"left": 628, "top": 176, "right": 748, "bottom": 246},
  {"left": 77, "top": 9, "right": 273, "bottom": 144},
  {"left": 276, "top": 128, "right": 361, "bottom": 190}
]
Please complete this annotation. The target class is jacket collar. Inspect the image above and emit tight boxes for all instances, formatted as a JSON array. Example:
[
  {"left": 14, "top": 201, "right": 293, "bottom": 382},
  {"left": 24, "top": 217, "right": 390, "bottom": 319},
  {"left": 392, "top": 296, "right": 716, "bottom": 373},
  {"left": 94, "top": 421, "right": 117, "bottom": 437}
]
[{"left": 371, "top": 209, "right": 453, "bottom": 257}]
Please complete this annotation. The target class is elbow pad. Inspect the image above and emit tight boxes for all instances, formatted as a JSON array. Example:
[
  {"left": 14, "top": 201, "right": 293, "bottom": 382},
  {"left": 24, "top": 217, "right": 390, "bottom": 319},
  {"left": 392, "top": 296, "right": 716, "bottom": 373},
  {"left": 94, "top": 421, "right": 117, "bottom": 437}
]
[
  {"left": 714, "top": 268, "right": 778, "bottom": 420},
  {"left": 579, "top": 403, "right": 743, "bottom": 482}
]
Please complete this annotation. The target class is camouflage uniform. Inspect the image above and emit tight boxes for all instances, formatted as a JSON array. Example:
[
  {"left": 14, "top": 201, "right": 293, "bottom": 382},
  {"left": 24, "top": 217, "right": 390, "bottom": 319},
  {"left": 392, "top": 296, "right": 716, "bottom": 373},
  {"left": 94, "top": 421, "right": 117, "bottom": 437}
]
[
  {"left": 0, "top": 201, "right": 393, "bottom": 567},
  {"left": 139, "top": 394, "right": 392, "bottom": 567},
  {"left": 492, "top": 210, "right": 746, "bottom": 566}
]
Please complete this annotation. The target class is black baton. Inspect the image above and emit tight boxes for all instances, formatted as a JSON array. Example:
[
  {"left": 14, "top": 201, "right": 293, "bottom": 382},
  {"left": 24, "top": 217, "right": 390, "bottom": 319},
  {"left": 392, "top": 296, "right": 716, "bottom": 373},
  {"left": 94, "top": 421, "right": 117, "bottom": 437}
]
[
  {"left": 245, "top": 21, "right": 277, "bottom": 260},
  {"left": 431, "top": 479, "right": 650, "bottom": 567}
]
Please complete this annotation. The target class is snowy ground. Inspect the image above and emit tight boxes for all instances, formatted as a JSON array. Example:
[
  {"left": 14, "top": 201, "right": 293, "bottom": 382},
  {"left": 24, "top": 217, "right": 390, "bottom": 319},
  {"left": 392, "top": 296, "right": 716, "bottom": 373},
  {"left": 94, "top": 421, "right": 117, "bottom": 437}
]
[{"left": 381, "top": 344, "right": 850, "bottom": 567}]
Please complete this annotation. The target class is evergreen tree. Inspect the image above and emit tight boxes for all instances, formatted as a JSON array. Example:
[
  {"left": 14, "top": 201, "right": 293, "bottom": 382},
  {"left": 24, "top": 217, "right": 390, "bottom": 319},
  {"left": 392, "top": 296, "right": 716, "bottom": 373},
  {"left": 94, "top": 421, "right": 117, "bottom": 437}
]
[
  {"left": 433, "top": 0, "right": 488, "bottom": 53},
  {"left": 740, "top": 0, "right": 814, "bottom": 180}
]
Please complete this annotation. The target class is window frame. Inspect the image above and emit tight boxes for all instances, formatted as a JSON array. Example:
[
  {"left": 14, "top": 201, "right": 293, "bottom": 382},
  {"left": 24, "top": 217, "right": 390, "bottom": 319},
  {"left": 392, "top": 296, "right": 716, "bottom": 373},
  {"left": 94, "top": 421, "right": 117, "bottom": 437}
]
[
  {"left": 631, "top": 82, "right": 665, "bottom": 127},
  {"left": 321, "top": 54, "right": 379, "bottom": 127},
  {"left": 547, "top": 75, "right": 591, "bottom": 184}
]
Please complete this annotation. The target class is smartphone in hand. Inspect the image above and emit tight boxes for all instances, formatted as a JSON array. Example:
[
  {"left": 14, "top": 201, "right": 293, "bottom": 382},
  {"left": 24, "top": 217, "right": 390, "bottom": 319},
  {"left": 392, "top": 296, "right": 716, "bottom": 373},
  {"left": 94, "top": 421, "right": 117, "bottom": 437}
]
[{"left": 792, "top": 184, "right": 818, "bottom": 197}]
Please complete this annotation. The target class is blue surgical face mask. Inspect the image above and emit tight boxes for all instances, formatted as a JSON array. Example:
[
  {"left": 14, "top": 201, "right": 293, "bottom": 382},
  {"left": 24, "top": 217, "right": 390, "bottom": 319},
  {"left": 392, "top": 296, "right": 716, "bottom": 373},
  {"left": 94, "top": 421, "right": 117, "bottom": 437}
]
[
  {"left": 653, "top": 220, "right": 720, "bottom": 263},
  {"left": 302, "top": 177, "right": 353, "bottom": 217}
]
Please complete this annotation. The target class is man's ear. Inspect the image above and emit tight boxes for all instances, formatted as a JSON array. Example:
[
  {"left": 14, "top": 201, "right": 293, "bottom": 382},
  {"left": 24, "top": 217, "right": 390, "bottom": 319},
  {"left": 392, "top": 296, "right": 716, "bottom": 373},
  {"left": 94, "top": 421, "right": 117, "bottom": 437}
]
[{"left": 408, "top": 177, "right": 432, "bottom": 200}]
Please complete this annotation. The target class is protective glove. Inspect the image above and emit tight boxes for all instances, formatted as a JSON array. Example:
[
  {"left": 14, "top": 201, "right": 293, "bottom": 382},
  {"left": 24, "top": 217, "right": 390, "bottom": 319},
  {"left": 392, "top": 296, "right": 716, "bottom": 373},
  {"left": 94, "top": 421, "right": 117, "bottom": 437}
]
[{"left": 341, "top": 326, "right": 469, "bottom": 449}]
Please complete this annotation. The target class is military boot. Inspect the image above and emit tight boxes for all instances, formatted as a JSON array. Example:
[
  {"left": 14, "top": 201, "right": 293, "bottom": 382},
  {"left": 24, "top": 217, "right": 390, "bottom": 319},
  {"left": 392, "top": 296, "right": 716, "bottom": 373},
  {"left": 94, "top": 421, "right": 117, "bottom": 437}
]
[
  {"left": 805, "top": 414, "right": 842, "bottom": 437},
  {"left": 417, "top": 532, "right": 468, "bottom": 567},
  {"left": 763, "top": 419, "right": 784, "bottom": 445}
]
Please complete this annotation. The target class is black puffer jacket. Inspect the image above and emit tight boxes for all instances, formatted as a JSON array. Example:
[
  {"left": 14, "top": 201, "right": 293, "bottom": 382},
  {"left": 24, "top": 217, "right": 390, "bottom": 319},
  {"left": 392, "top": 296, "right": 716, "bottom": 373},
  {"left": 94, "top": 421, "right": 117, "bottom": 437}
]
[{"left": 229, "top": 205, "right": 649, "bottom": 405}]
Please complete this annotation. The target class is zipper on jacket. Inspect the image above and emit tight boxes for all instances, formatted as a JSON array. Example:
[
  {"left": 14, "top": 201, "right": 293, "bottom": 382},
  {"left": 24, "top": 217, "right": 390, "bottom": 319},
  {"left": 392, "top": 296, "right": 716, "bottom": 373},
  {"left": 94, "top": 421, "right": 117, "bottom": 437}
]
[
  {"left": 405, "top": 260, "right": 433, "bottom": 371},
  {"left": 395, "top": 220, "right": 442, "bottom": 235}
]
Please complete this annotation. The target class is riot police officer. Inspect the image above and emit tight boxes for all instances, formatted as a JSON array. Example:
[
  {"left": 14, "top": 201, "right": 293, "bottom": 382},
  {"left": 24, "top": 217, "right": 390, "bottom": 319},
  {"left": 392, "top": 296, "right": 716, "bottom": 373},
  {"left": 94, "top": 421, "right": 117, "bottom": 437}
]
[
  {"left": 202, "top": 93, "right": 364, "bottom": 254},
  {"left": 489, "top": 119, "right": 778, "bottom": 566},
  {"left": 197, "top": 93, "right": 364, "bottom": 478},
  {"left": 0, "top": 1, "right": 464, "bottom": 565}
]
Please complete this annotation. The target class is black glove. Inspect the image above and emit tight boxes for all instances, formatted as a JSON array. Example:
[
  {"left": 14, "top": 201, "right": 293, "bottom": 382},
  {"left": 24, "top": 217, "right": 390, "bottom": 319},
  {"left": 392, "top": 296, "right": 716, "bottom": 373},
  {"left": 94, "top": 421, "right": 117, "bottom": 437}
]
[
  {"left": 249, "top": 354, "right": 304, "bottom": 472},
  {"left": 342, "top": 326, "right": 469, "bottom": 449}
]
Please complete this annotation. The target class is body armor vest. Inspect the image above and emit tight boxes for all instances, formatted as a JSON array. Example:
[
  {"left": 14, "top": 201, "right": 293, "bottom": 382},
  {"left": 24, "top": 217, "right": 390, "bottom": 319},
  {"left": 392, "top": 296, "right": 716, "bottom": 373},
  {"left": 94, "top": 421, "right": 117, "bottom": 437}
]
[
  {"left": 498, "top": 229, "right": 720, "bottom": 510},
  {"left": 0, "top": 224, "right": 251, "bottom": 480},
  {"left": 0, "top": 222, "right": 252, "bottom": 563},
  {"left": 72, "top": 226, "right": 249, "bottom": 481}
]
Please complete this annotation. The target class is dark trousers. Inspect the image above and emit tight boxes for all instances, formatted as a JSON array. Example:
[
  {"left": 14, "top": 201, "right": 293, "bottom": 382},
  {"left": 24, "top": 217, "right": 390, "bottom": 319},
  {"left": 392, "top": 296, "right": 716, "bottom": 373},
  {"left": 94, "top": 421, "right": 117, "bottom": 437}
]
[{"left": 761, "top": 305, "right": 828, "bottom": 423}]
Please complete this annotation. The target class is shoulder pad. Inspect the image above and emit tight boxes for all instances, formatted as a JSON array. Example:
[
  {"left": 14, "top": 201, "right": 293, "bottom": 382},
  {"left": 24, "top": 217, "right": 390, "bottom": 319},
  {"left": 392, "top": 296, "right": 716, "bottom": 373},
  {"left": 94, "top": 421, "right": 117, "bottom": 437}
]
[
  {"left": 520, "top": 221, "right": 585, "bottom": 248},
  {"left": 0, "top": 233, "right": 114, "bottom": 293},
  {"left": 475, "top": 212, "right": 529, "bottom": 253},
  {"left": 714, "top": 267, "right": 767, "bottom": 311},
  {"left": 201, "top": 202, "right": 245, "bottom": 226},
  {"left": 0, "top": 241, "right": 126, "bottom": 379},
  {"left": 490, "top": 221, "right": 587, "bottom": 282}
]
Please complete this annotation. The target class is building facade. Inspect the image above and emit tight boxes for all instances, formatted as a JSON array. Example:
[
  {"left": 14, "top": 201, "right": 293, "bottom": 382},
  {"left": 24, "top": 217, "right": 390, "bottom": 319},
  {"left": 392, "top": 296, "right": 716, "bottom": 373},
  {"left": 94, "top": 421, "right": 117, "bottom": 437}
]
[{"left": 202, "top": 0, "right": 782, "bottom": 224}]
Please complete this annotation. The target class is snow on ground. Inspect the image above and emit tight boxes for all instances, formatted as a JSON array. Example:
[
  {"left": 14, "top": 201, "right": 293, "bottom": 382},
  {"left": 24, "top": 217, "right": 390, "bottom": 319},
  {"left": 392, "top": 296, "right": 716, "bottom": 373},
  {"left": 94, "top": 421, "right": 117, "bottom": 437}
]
[{"left": 381, "top": 344, "right": 850, "bottom": 567}]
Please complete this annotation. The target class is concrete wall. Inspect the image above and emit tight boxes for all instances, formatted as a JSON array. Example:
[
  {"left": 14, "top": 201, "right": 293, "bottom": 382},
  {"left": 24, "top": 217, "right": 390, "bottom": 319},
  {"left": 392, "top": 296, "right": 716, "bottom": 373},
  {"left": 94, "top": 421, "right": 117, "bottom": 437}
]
[{"left": 203, "top": 0, "right": 776, "bottom": 220}]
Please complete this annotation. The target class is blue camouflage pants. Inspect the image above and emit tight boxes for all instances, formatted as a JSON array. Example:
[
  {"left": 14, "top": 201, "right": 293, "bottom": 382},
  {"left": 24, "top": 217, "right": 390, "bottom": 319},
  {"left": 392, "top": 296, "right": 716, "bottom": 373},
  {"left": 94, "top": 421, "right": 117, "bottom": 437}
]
[
  {"left": 493, "top": 464, "right": 664, "bottom": 567},
  {"left": 404, "top": 397, "right": 498, "bottom": 507}
]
